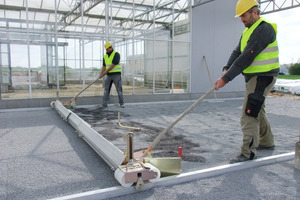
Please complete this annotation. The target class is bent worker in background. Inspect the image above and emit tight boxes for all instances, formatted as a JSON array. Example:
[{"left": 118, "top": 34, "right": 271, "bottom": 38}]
[
  {"left": 100, "top": 42, "right": 125, "bottom": 108},
  {"left": 214, "top": 0, "right": 279, "bottom": 163}
]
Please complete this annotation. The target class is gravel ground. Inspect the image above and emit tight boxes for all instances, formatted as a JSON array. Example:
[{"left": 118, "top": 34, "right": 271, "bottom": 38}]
[{"left": 0, "top": 92, "right": 299, "bottom": 200}]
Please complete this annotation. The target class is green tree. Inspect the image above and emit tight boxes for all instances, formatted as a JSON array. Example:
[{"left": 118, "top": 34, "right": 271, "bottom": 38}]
[
  {"left": 65, "top": 66, "right": 72, "bottom": 74},
  {"left": 288, "top": 62, "right": 300, "bottom": 75}
]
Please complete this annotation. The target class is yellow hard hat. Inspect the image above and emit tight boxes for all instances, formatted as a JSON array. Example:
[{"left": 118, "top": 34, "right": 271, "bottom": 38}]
[
  {"left": 235, "top": 0, "right": 259, "bottom": 17},
  {"left": 104, "top": 41, "right": 112, "bottom": 49}
]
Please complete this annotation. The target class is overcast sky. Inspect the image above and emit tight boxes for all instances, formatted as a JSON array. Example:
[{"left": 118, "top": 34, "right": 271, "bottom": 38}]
[{"left": 264, "top": 7, "right": 300, "bottom": 64}]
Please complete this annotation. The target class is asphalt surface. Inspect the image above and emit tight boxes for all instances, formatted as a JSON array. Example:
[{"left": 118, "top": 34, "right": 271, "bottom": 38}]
[{"left": 0, "top": 95, "right": 300, "bottom": 200}]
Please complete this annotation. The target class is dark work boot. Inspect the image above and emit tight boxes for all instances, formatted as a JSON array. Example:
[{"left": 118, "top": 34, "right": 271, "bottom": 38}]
[
  {"left": 256, "top": 145, "right": 275, "bottom": 150},
  {"left": 101, "top": 104, "right": 108, "bottom": 109},
  {"left": 229, "top": 153, "right": 257, "bottom": 164}
]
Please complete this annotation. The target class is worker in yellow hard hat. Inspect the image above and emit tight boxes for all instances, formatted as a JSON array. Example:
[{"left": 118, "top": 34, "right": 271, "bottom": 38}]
[
  {"left": 235, "top": 0, "right": 258, "bottom": 17},
  {"left": 214, "top": 0, "right": 279, "bottom": 163},
  {"left": 99, "top": 42, "right": 124, "bottom": 108}
]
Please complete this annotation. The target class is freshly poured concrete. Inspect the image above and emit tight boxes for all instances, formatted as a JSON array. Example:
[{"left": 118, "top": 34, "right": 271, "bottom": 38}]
[{"left": 0, "top": 94, "right": 300, "bottom": 199}]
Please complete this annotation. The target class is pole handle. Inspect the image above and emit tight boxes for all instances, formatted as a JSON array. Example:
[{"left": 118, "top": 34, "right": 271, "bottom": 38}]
[{"left": 149, "top": 87, "right": 215, "bottom": 151}]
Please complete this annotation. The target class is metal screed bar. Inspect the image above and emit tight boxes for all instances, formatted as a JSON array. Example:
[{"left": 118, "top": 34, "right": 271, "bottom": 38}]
[{"left": 53, "top": 100, "right": 125, "bottom": 170}]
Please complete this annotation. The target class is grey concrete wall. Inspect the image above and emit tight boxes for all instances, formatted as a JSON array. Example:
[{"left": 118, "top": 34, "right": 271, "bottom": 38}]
[{"left": 191, "top": 0, "right": 245, "bottom": 93}]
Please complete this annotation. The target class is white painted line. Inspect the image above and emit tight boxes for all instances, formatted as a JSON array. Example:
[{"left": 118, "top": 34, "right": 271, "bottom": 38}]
[{"left": 49, "top": 152, "right": 295, "bottom": 200}]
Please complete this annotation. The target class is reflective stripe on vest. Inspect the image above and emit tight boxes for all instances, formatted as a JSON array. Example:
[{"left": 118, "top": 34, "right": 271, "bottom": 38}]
[
  {"left": 241, "top": 17, "right": 279, "bottom": 74},
  {"left": 104, "top": 51, "right": 121, "bottom": 73}
]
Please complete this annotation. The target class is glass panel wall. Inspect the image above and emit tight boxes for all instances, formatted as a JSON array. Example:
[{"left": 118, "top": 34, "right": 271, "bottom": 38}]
[
  {"left": 0, "top": 43, "right": 11, "bottom": 99},
  {"left": 172, "top": 41, "right": 190, "bottom": 92},
  {"left": 0, "top": 0, "right": 191, "bottom": 100},
  {"left": 8, "top": 44, "right": 30, "bottom": 99}
]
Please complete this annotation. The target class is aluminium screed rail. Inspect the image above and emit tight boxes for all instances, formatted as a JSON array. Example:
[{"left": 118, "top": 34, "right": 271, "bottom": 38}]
[{"left": 52, "top": 100, "right": 125, "bottom": 169}]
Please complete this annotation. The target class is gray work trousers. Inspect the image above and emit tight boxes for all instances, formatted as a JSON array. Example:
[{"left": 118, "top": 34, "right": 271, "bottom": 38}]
[
  {"left": 102, "top": 73, "right": 124, "bottom": 106},
  {"left": 240, "top": 76, "right": 276, "bottom": 158}
]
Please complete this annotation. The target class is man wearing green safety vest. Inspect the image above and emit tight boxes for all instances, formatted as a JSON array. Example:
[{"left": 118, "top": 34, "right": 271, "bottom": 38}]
[
  {"left": 99, "top": 41, "right": 124, "bottom": 108},
  {"left": 214, "top": 0, "right": 279, "bottom": 163}
]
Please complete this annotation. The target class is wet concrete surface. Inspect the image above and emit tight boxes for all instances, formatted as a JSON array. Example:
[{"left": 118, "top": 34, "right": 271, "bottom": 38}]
[{"left": 73, "top": 106, "right": 205, "bottom": 162}]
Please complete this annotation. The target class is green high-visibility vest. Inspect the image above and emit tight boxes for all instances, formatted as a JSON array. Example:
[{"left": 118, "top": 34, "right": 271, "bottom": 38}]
[
  {"left": 104, "top": 51, "right": 121, "bottom": 73},
  {"left": 241, "top": 17, "right": 279, "bottom": 74}
]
